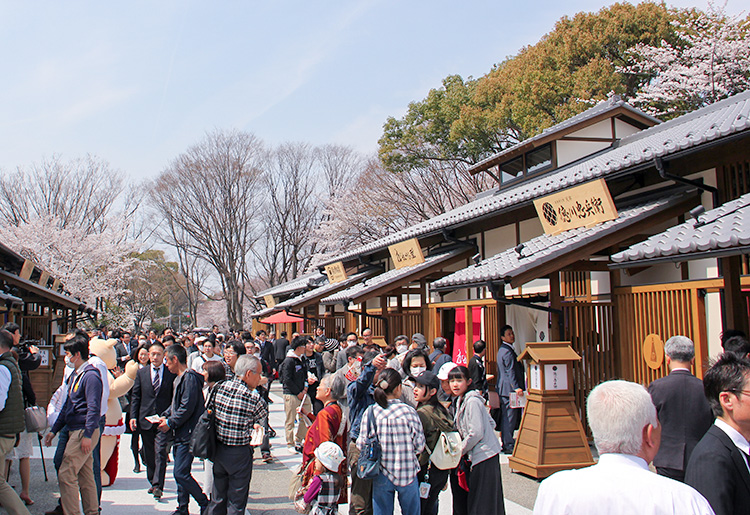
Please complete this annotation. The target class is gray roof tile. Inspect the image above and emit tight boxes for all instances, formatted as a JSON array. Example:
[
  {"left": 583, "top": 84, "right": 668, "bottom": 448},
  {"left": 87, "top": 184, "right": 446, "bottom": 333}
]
[
  {"left": 272, "top": 268, "right": 380, "bottom": 310},
  {"left": 431, "top": 191, "right": 693, "bottom": 290},
  {"left": 611, "top": 193, "right": 750, "bottom": 265},
  {"left": 320, "top": 91, "right": 750, "bottom": 268},
  {"left": 321, "top": 248, "right": 469, "bottom": 305},
  {"left": 254, "top": 271, "right": 326, "bottom": 299}
]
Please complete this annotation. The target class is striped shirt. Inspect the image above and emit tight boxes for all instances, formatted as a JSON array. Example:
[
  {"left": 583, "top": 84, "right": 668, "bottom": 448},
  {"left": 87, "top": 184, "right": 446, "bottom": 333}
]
[
  {"left": 213, "top": 378, "right": 268, "bottom": 446},
  {"left": 357, "top": 399, "right": 425, "bottom": 487}
]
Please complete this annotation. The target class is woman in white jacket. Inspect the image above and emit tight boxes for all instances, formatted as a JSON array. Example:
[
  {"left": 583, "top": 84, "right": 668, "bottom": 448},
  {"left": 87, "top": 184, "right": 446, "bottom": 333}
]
[{"left": 448, "top": 365, "right": 506, "bottom": 515}]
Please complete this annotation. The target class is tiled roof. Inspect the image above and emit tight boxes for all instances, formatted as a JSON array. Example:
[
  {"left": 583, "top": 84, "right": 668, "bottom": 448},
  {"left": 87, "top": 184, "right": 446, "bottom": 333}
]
[
  {"left": 430, "top": 190, "right": 696, "bottom": 290},
  {"left": 272, "top": 268, "right": 381, "bottom": 311},
  {"left": 611, "top": 192, "right": 750, "bottom": 266},
  {"left": 248, "top": 306, "right": 278, "bottom": 319},
  {"left": 321, "top": 247, "right": 472, "bottom": 305},
  {"left": 254, "top": 271, "right": 326, "bottom": 299},
  {"left": 319, "top": 91, "right": 750, "bottom": 268},
  {"left": 468, "top": 96, "right": 660, "bottom": 174}
]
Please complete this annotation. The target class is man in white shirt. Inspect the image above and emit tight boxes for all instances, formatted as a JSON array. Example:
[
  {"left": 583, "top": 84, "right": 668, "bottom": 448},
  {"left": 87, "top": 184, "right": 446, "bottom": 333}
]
[
  {"left": 533, "top": 380, "right": 714, "bottom": 515},
  {"left": 686, "top": 353, "right": 750, "bottom": 515}
]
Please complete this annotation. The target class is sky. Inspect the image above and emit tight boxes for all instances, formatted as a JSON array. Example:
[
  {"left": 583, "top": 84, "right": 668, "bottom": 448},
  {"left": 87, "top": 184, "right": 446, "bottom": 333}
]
[{"left": 0, "top": 0, "right": 742, "bottom": 183}]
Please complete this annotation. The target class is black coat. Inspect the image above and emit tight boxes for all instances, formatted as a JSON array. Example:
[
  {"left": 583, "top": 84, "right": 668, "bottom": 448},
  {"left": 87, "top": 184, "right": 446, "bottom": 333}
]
[
  {"left": 648, "top": 369, "right": 713, "bottom": 471},
  {"left": 273, "top": 338, "right": 290, "bottom": 368},
  {"left": 685, "top": 424, "right": 750, "bottom": 515},
  {"left": 130, "top": 364, "right": 176, "bottom": 430},
  {"left": 280, "top": 354, "right": 306, "bottom": 395},
  {"left": 163, "top": 369, "right": 205, "bottom": 442},
  {"left": 467, "top": 355, "right": 488, "bottom": 397}
]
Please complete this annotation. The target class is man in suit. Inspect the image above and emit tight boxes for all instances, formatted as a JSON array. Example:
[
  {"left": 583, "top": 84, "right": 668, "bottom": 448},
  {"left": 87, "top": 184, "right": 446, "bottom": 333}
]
[
  {"left": 273, "top": 331, "right": 290, "bottom": 371},
  {"left": 686, "top": 352, "right": 750, "bottom": 515},
  {"left": 648, "top": 335, "right": 713, "bottom": 482},
  {"left": 496, "top": 324, "right": 525, "bottom": 454},
  {"left": 129, "top": 341, "right": 175, "bottom": 499},
  {"left": 468, "top": 339, "right": 493, "bottom": 400}
]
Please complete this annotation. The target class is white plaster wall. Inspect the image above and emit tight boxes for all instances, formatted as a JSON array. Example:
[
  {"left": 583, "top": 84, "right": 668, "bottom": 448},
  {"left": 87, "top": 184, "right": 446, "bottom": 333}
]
[
  {"left": 687, "top": 258, "right": 719, "bottom": 280},
  {"left": 614, "top": 119, "right": 641, "bottom": 138},
  {"left": 520, "top": 218, "right": 544, "bottom": 242},
  {"left": 591, "top": 271, "right": 611, "bottom": 296},
  {"left": 482, "top": 225, "right": 516, "bottom": 259},
  {"left": 685, "top": 168, "right": 717, "bottom": 210},
  {"left": 619, "top": 263, "right": 682, "bottom": 286},
  {"left": 519, "top": 278, "right": 550, "bottom": 294},
  {"left": 557, "top": 140, "right": 612, "bottom": 167},
  {"left": 705, "top": 291, "right": 723, "bottom": 358},
  {"left": 566, "top": 119, "right": 612, "bottom": 139}
]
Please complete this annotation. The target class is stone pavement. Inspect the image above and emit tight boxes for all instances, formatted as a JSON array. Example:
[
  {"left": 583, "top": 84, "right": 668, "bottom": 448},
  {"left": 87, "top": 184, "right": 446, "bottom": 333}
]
[{"left": 6, "top": 383, "right": 541, "bottom": 514}]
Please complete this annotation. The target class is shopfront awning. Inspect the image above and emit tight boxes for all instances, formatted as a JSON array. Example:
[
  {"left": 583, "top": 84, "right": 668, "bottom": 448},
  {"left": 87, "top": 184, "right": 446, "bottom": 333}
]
[
  {"left": 0, "top": 268, "right": 88, "bottom": 311},
  {"left": 273, "top": 267, "right": 382, "bottom": 311},
  {"left": 322, "top": 246, "right": 475, "bottom": 305},
  {"left": 431, "top": 188, "right": 700, "bottom": 292},
  {"left": 610, "top": 192, "right": 750, "bottom": 267}
]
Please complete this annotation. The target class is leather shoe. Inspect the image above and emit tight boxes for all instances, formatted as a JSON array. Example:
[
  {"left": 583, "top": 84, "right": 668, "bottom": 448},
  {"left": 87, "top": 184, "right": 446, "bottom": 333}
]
[
  {"left": 133, "top": 463, "right": 141, "bottom": 473},
  {"left": 153, "top": 487, "right": 163, "bottom": 499},
  {"left": 147, "top": 486, "right": 155, "bottom": 494}
]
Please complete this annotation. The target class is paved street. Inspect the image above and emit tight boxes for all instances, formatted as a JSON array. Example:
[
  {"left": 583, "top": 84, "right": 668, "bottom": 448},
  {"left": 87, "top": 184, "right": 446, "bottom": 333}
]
[{"left": 8, "top": 383, "right": 540, "bottom": 514}]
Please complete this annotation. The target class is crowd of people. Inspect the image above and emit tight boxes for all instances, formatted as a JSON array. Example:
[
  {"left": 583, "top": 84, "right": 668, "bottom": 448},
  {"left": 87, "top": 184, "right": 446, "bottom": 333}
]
[{"left": 0, "top": 321, "right": 747, "bottom": 515}]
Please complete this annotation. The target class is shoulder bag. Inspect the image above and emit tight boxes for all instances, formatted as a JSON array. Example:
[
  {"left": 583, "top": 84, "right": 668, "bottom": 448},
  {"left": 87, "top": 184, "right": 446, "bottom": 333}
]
[
  {"left": 430, "top": 431, "right": 462, "bottom": 470},
  {"left": 24, "top": 405, "right": 48, "bottom": 433},
  {"left": 190, "top": 382, "right": 221, "bottom": 460},
  {"left": 356, "top": 404, "right": 381, "bottom": 479}
]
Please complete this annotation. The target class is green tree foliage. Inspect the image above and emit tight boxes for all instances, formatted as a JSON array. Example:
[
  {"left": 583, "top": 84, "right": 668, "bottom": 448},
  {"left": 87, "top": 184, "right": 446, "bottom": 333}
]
[{"left": 379, "top": 2, "right": 677, "bottom": 171}]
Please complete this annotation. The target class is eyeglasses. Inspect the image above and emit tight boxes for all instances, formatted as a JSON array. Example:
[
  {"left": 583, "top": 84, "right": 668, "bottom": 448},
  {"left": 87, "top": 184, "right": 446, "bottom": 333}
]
[{"left": 726, "top": 389, "right": 750, "bottom": 397}]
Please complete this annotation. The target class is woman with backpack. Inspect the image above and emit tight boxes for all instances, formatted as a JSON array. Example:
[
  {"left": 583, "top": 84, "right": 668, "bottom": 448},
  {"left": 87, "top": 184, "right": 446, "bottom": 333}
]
[{"left": 357, "top": 368, "right": 425, "bottom": 515}]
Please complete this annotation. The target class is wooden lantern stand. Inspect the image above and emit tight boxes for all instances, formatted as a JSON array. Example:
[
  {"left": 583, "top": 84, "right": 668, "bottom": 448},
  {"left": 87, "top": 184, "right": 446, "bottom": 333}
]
[{"left": 508, "top": 342, "right": 594, "bottom": 479}]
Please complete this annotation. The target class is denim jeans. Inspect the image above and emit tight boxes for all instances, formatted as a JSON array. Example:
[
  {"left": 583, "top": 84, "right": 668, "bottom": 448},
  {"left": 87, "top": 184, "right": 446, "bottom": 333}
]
[
  {"left": 53, "top": 426, "right": 70, "bottom": 471},
  {"left": 173, "top": 440, "right": 208, "bottom": 513},
  {"left": 372, "top": 473, "right": 420, "bottom": 515},
  {"left": 93, "top": 415, "right": 105, "bottom": 503}
]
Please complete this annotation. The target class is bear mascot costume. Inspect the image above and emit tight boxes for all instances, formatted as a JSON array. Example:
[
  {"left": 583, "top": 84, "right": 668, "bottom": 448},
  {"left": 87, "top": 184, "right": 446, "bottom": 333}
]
[{"left": 88, "top": 337, "right": 138, "bottom": 486}]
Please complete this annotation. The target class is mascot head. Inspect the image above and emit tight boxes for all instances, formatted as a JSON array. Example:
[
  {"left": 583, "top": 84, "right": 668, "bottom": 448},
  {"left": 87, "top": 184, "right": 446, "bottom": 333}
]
[{"left": 89, "top": 338, "right": 117, "bottom": 369}]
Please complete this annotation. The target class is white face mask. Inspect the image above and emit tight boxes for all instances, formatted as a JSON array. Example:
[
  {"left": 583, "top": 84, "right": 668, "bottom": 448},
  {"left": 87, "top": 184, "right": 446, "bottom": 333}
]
[
  {"left": 64, "top": 355, "right": 75, "bottom": 369},
  {"left": 410, "top": 366, "right": 426, "bottom": 377},
  {"left": 397, "top": 345, "right": 408, "bottom": 354}
]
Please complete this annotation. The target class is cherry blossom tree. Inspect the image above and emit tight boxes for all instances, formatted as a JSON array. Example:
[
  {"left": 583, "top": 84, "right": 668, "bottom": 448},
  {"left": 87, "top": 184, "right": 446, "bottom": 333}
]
[
  {"left": 621, "top": 4, "right": 750, "bottom": 117},
  {"left": 0, "top": 215, "right": 136, "bottom": 324}
]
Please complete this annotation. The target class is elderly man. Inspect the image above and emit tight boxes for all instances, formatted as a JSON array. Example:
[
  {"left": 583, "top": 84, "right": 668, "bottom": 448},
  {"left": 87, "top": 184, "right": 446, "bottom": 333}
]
[
  {"left": 533, "top": 380, "right": 713, "bottom": 514},
  {"left": 648, "top": 335, "right": 713, "bottom": 482},
  {"left": 207, "top": 355, "right": 267, "bottom": 515},
  {"left": 686, "top": 353, "right": 750, "bottom": 515}
]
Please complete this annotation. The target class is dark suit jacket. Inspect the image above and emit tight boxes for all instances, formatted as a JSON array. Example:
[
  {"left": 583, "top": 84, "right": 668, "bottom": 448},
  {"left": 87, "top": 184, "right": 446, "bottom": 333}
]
[
  {"left": 273, "top": 338, "right": 290, "bottom": 368},
  {"left": 685, "top": 424, "right": 750, "bottom": 515},
  {"left": 258, "top": 339, "right": 275, "bottom": 369},
  {"left": 496, "top": 342, "right": 524, "bottom": 397},
  {"left": 467, "top": 355, "right": 487, "bottom": 396},
  {"left": 130, "top": 364, "right": 176, "bottom": 430},
  {"left": 648, "top": 369, "right": 713, "bottom": 471}
]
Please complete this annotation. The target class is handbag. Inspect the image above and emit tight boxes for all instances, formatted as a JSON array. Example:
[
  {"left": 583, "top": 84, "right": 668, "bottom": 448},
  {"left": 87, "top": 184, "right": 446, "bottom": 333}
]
[
  {"left": 24, "top": 406, "right": 48, "bottom": 433},
  {"left": 356, "top": 405, "right": 381, "bottom": 479},
  {"left": 190, "top": 382, "right": 221, "bottom": 460},
  {"left": 430, "top": 431, "right": 462, "bottom": 470},
  {"left": 288, "top": 467, "right": 305, "bottom": 500}
]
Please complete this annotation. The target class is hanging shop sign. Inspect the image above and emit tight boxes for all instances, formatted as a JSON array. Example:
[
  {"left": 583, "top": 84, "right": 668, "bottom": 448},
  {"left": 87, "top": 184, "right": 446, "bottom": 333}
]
[
  {"left": 325, "top": 261, "right": 348, "bottom": 284},
  {"left": 263, "top": 295, "right": 276, "bottom": 308},
  {"left": 388, "top": 238, "right": 425, "bottom": 269},
  {"left": 534, "top": 178, "right": 618, "bottom": 235}
]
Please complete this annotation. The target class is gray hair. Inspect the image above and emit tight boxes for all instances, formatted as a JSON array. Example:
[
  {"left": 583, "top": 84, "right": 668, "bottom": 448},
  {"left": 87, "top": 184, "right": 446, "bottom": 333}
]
[
  {"left": 234, "top": 355, "right": 260, "bottom": 378},
  {"left": 664, "top": 335, "right": 695, "bottom": 362},
  {"left": 320, "top": 373, "right": 346, "bottom": 401},
  {"left": 587, "top": 380, "right": 658, "bottom": 456},
  {"left": 433, "top": 337, "right": 446, "bottom": 350}
]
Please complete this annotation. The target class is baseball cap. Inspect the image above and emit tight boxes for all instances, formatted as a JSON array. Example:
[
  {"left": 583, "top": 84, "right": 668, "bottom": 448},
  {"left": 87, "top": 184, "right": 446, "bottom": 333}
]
[
  {"left": 414, "top": 370, "right": 440, "bottom": 390},
  {"left": 436, "top": 361, "right": 458, "bottom": 380}
]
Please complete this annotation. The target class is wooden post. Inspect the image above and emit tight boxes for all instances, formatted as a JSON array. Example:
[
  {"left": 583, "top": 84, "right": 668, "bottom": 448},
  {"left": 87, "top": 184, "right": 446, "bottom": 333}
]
[
  {"left": 381, "top": 294, "right": 389, "bottom": 343},
  {"left": 549, "top": 272, "right": 562, "bottom": 341},
  {"left": 360, "top": 299, "right": 367, "bottom": 334},
  {"left": 466, "top": 305, "right": 474, "bottom": 361},
  {"left": 721, "top": 255, "right": 748, "bottom": 337},
  {"left": 609, "top": 266, "right": 625, "bottom": 379}
]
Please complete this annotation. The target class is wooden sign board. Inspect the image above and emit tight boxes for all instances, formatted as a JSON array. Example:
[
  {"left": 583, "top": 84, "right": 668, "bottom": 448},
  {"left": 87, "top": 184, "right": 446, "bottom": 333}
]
[
  {"left": 533, "top": 178, "right": 618, "bottom": 235},
  {"left": 20, "top": 260, "right": 34, "bottom": 280},
  {"left": 325, "top": 262, "right": 348, "bottom": 284},
  {"left": 388, "top": 238, "right": 425, "bottom": 269},
  {"left": 643, "top": 333, "right": 664, "bottom": 370},
  {"left": 263, "top": 295, "right": 276, "bottom": 308}
]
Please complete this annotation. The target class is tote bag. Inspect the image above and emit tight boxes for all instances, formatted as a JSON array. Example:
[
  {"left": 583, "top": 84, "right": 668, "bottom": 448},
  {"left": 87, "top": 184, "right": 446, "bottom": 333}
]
[{"left": 190, "top": 382, "right": 222, "bottom": 460}]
